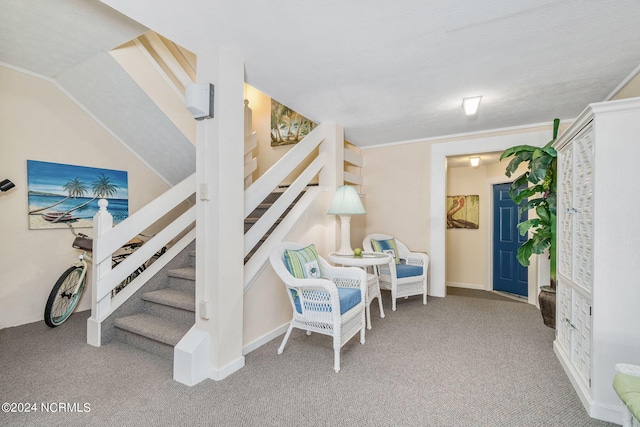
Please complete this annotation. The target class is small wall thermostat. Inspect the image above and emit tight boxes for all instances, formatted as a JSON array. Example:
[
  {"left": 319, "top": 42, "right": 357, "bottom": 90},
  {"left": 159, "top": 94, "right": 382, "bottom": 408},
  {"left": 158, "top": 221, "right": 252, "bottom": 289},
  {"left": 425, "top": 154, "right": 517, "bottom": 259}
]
[{"left": 185, "top": 83, "right": 214, "bottom": 120}]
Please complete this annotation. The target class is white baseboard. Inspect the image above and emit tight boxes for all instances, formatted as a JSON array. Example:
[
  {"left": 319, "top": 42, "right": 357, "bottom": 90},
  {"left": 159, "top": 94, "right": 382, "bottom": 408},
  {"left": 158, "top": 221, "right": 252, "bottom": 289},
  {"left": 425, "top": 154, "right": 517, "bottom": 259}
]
[
  {"left": 446, "top": 281, "right": 486, "bottom": 291},
  {"left": 243, "top": 323, "right": 289, "bottom": 355},
  {"left": 209, "top": 356, "right": 245, "bottom": 381}
]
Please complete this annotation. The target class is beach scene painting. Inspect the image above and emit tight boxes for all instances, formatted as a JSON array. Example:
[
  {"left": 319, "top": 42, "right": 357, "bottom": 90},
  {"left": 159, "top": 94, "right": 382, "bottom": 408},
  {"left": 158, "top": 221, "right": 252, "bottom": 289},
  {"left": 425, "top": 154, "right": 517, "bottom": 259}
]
[{"left": 27, "top": 160, "right": 128, "bottom": 230}]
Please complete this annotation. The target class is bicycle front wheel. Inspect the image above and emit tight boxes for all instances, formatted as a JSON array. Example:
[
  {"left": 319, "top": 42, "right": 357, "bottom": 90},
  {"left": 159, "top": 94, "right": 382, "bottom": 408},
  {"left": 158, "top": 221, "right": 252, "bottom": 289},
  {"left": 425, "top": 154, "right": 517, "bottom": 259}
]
[{"left": 44, "top": 266, "right": 86, "bottom": 327}]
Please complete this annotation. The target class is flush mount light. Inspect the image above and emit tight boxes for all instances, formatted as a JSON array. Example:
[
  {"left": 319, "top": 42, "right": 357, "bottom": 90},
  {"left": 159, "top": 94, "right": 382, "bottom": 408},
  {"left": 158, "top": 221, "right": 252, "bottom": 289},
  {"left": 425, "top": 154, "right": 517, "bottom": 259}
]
[
  {"left": 462, "top": 96, "right": 482, "bottom": 116},
  {"left": 469, "top": 157, "right": 480, "bottom": 167}
]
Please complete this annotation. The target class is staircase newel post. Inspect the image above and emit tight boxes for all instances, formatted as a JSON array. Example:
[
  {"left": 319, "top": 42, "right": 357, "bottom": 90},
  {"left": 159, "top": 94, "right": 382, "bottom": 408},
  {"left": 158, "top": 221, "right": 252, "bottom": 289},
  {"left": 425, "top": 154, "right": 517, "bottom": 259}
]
[{"left": 87, "top": 198, "right": 113, "bottom": 347}]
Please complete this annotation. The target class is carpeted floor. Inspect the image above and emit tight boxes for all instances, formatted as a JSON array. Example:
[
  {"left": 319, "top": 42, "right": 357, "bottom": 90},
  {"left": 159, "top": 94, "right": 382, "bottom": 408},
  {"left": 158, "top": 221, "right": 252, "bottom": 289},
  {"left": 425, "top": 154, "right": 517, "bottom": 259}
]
[{"left": 0, "top": 287, "right": 616, "bottom": 426}]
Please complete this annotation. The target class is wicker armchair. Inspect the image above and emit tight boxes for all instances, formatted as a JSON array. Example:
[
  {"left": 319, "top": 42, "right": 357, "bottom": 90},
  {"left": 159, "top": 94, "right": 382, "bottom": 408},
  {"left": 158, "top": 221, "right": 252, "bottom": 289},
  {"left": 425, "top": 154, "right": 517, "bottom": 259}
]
[
  {"left": 269, "top": 242, "right": 367, "bottom": 373},
  {"left": 363, "top": 234, "right": 429, "bottom": 311},
  {"left": 614, "top": 363, "right": 640, "bottom": 427}
]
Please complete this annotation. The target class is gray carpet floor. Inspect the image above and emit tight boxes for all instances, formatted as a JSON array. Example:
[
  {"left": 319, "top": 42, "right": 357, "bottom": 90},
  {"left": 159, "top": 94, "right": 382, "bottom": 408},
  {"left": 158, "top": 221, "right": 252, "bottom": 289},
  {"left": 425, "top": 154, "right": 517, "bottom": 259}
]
[{"left": 0, "top": 287, "right": 615, "bottom": 426}]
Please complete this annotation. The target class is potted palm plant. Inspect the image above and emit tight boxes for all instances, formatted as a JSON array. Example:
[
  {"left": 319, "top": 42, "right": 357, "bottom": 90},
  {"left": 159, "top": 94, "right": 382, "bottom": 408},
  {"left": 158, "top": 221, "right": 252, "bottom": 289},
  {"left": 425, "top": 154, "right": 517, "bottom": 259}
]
[{"left": 500, "top": 118, "right": 559, "bottom": 328}]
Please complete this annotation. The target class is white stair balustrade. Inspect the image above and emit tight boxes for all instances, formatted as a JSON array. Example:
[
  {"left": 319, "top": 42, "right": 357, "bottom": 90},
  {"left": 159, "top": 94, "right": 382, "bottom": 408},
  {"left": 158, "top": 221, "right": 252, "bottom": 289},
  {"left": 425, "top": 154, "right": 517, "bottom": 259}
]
[{"left": 87, "top": 173, "right": 196, "bottom": 347}]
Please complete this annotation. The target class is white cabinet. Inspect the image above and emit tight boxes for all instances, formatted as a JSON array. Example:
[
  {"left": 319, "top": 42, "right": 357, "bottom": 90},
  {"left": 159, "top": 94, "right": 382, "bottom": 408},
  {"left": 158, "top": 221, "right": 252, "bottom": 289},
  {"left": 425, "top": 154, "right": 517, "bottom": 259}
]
[
  {"left": 555, "top": 122, "right": 593, "bottom": 393},
  {"left": 553, "top": 98, "right": 640, "bottom": 424}
]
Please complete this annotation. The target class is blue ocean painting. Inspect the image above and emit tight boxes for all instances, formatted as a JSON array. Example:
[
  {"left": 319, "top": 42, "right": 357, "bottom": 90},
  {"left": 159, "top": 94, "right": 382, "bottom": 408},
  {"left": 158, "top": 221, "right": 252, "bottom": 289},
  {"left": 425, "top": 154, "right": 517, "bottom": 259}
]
[{"left": 27, "top": 160, "right": 129, "bottom": 229}]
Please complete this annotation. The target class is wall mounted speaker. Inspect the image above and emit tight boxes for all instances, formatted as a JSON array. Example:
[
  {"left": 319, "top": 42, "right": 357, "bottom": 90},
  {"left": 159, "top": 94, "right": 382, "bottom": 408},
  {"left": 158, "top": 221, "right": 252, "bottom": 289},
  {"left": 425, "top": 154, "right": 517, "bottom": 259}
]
[{"left": 185, "top": 83, "right": 214, "bottom": 120}]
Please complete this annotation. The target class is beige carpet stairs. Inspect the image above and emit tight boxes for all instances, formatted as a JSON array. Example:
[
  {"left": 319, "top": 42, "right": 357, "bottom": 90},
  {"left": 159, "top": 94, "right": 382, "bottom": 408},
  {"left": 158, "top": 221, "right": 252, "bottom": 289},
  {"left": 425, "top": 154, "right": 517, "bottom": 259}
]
[
  {"left": 113, "top": 251, "right": 196, "bottom": 360},
  {"left": 109, "top": 189, "right": 306, "bottom": 360}
]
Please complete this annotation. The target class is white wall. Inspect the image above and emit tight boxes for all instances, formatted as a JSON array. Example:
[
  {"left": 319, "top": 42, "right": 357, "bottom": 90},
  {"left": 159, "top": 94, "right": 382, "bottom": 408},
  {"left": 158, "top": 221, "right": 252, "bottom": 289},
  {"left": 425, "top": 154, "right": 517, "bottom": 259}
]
[
  {"left": 445, "top": 165, "right": 490, "bottom": 288},
  {"left": 0, "top": 66, "right": 170, "bottom": 328},
  {"left": 362, "top": 142, "right": 431, "bottom": 253}
]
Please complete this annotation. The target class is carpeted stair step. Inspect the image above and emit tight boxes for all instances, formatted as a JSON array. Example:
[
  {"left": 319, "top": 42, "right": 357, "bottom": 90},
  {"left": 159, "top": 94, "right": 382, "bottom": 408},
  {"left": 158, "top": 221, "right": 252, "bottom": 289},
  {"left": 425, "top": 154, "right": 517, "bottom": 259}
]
[
  {"left": 244, "top": 217, "right": 283, "bottom": 233},
  {"left": 114, "top": 313, "right": 192, "bottom": 360},
  {"left": 168, "top": 267, "right": 195, "bottom": 294},
  {"left": 142, "top": 288, "right": 195, "bottom": 324}
]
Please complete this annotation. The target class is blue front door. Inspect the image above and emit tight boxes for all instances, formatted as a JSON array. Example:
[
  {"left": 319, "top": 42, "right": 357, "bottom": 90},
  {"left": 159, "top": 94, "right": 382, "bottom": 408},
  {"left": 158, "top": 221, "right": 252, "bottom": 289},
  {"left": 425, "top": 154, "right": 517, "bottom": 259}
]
[{"left": 493, "top": 183, "right": 528, "bottom": 296}]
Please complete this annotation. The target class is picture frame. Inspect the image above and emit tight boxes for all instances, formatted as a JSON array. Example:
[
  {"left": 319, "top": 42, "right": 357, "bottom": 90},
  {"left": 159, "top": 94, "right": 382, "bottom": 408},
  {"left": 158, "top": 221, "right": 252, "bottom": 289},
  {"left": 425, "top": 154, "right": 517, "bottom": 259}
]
[
  {"left": 446, "top": 195, "right": 479, "bottom": 229},
  {"left": 270, "top": 98, "right": 316, "bottom": 146},
  {"left": 27, "top": 160, "right": 129, "bottom": 230}
]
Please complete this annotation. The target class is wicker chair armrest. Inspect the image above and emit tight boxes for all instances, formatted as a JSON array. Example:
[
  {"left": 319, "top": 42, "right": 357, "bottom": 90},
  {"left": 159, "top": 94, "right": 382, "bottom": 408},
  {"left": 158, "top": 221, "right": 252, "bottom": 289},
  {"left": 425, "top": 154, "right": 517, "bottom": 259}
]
[
  {"left": 405, "top": 252, "right": 429, "bottom": 267},
  {"left": 320, "top": 263, "right": 367, "bottom": 300},
  {"left": 286, "top": 276, "right": 338, "bottom": 294}
]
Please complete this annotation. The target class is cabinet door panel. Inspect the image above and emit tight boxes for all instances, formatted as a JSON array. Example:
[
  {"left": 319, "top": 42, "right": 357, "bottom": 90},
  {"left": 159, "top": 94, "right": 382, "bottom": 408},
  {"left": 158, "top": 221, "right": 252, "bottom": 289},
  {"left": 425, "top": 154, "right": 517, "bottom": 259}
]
[
  {"left": 573, "top": 127, "right": 594, "bottom": 290},
  {"left": 558, "top": 143, "right": 574, "bottom": 279},
  {"left": 556, "top": 277, "right": 572, "bottom": 353},
  {"left": 572, "top": 289, "right": 591, "bottom": 386}
]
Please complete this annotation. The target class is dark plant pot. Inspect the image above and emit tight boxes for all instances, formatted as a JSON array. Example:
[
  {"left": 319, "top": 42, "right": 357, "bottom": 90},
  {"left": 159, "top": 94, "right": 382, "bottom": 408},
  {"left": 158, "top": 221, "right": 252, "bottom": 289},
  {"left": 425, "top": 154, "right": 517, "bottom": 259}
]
[{"left": 538, "top": 285, "right": 556, "bottom": 329}]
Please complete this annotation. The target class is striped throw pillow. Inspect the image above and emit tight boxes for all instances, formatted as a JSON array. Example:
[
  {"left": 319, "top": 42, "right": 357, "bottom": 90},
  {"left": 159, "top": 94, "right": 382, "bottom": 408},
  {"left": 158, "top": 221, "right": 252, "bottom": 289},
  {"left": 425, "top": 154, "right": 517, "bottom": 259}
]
[
  {"left": 284, "top": 244, "right": 323, "bottom": 279},
  {"left": 371, "top": 238, "right": 400, "bottom": 264}
]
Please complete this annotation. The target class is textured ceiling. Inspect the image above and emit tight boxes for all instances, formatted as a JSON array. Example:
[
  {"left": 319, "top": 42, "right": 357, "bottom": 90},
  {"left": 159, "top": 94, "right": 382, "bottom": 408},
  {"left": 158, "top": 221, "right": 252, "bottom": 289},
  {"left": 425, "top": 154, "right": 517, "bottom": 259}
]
[
  {"left": 99, "top": 0, "right": 640, "bottom": 147},
  {"left": 3, "top": 0, "right": 640, "bottom": 150},
  {"left": 0, "top": 0, "right": 196, "bottom": 185},
  {"left": 0, "top": 0, "right": 144, "bottom": 78}
]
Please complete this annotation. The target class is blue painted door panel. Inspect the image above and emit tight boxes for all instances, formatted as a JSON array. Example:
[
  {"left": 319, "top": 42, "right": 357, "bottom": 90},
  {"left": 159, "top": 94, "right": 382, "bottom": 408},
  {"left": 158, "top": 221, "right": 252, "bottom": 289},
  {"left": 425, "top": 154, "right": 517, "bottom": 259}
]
[{"left": 493, "top": 183, "right": 528, "bottom": 296}]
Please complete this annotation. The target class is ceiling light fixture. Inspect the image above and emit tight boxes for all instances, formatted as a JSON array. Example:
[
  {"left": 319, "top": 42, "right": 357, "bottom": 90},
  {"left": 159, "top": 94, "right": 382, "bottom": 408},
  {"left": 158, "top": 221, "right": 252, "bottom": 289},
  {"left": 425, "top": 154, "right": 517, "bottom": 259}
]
[
  {"left": 462, "top": 96, "right": 482, "bottom": 116},
  {"left": 469, "top": 157, "right": 480, "bottom": 167}
]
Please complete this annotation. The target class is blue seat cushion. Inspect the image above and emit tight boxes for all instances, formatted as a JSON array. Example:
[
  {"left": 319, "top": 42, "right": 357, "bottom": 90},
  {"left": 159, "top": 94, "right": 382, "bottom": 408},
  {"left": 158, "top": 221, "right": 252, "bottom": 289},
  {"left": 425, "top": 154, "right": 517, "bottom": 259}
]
[
  {"left": 291, "top": 287, "right": 361, "bottom": 315},
  {"left": 396, "top": 264, "right": 423, "bottom": 278}
]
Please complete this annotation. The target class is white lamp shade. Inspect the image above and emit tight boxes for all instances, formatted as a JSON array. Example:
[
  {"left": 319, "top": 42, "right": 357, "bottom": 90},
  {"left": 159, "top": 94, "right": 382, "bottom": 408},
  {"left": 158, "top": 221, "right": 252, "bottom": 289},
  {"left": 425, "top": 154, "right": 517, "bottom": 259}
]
[{"left": 327, "top": 185, "right": 366, "bottom": 215}]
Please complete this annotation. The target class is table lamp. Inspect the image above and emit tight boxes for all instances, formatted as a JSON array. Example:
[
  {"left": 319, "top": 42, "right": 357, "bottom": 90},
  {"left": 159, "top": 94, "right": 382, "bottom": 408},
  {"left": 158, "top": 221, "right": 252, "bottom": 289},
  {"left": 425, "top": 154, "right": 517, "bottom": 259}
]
[{"left": 327, "top": 185, "right": 366, "bottom": 255}]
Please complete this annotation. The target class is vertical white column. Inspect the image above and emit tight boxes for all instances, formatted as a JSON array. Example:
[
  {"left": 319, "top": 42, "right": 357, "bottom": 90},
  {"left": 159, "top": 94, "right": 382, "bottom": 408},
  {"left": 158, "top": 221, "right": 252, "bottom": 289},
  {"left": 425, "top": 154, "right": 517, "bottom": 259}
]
[
  {"left": 319, "top": 122, "right": 344, "bottom": 253},
  {"left": 175, "top": 46, "right": 245, "bottom": 385}
]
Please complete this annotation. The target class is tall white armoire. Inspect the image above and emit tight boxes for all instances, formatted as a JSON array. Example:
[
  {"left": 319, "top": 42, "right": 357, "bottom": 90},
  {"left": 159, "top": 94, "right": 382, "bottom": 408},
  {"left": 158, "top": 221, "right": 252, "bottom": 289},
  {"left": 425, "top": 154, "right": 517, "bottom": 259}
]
[{"left": 553, "top": 97, "right": 640, "bottom": 424}]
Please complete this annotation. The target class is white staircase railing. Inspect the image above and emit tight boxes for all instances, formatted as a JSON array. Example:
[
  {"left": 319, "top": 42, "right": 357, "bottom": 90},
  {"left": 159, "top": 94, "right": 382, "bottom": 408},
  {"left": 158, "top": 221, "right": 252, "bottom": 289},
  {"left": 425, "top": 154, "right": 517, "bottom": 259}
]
[
  {"left": 87, "top": 173, "right": 196, "bottom": 347},
  {"left": 84, "top": 117, "right": 363, "bottom": 345},
  {"left": 243, "top": 123, "right": 330, "bottom": 290}
]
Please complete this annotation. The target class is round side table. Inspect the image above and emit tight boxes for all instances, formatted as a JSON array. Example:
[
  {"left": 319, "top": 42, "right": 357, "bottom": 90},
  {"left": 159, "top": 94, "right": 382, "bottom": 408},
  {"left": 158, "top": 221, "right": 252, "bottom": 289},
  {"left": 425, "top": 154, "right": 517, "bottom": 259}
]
[{"left": 328, "top": 252, "right": 392, "bottom": 330}]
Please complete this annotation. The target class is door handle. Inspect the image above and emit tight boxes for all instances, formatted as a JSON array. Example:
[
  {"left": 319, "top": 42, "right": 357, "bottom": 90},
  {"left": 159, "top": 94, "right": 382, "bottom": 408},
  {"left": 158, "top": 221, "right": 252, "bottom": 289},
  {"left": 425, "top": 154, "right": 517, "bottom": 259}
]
[{"left": 563, "top": 317, "right": 577, "bottom": 330}]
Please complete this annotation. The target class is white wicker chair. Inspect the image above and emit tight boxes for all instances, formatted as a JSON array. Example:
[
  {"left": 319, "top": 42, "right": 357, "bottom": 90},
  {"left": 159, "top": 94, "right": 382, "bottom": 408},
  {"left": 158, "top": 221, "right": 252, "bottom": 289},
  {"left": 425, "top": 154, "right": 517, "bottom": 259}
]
[
  {"left": 614, "top": 363, "right": 640, "bottom": 427},
  {"left": 269, "top": 242, "right": 367, "bottom": 373},
  {"left": 363, "top": 234, "right": 429, "bottom": 311}
]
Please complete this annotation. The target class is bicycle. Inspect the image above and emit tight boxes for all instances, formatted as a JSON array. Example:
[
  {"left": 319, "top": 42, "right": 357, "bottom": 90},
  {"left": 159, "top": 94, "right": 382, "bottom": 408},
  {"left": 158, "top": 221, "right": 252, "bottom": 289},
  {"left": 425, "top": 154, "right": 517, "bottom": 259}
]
[{"left": 44, "top": 225, "right": 166, "bottom": 327}]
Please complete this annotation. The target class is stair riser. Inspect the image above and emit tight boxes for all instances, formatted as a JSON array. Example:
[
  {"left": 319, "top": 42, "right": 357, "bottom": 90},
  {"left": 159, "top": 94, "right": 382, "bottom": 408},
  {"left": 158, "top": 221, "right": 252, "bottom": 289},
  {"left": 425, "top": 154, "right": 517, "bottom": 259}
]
[
  {"left": 169, "top": 276, "right": 195, "bottom": 294},
  {"left": 115, "top": 328, "right": 174, "bottom": 360},
  {"left": 143, "top": 300, "right": 194, "bottom": 324}
]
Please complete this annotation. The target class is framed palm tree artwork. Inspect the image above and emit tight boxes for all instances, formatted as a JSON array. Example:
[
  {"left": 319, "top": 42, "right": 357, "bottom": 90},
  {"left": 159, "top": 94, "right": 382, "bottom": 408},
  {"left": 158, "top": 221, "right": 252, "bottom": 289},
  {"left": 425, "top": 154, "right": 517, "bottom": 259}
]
[
  {"left": 270, "top": 98, "right": 316, "bottom": 146},
  {"left": 27, "top": 160, "right": 128, "bottom": 230}
]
